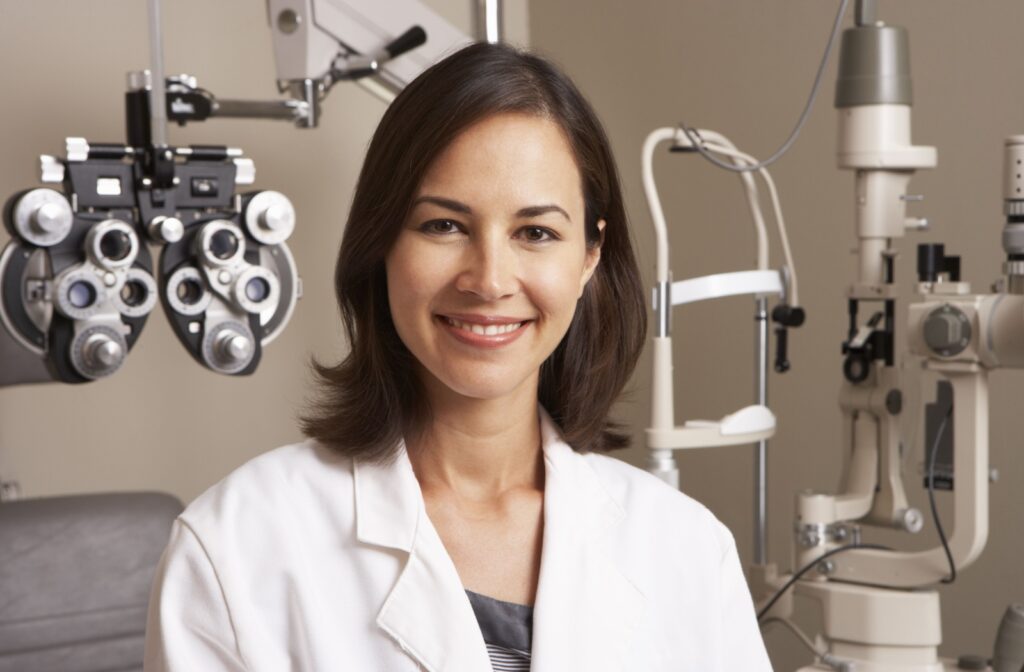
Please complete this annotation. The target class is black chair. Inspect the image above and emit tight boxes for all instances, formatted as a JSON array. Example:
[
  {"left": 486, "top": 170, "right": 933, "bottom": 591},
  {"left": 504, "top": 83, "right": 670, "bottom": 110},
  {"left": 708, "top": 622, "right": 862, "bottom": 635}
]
[{"left": 0, "top": 492, "right": 182, "bottom": 672}]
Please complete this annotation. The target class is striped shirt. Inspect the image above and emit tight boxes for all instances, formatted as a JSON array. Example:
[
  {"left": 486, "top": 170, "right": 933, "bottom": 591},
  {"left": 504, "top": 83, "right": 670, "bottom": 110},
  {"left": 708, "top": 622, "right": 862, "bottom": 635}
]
[{"left": 466, "top": 590, "right": 533, "bottom": 671}]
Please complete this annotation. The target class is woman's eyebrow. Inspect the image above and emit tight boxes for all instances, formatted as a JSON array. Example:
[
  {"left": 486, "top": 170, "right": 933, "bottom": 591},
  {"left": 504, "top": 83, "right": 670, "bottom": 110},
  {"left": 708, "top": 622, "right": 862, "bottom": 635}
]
[
  {"left": 412, "top": 196, "right": 570, "bottom": 222},
  {"left": 516, "top": 205, "right": 570, "bottom": 221},
  {"left": 412, "top": 195, "right": 473, "bottom": 214}
]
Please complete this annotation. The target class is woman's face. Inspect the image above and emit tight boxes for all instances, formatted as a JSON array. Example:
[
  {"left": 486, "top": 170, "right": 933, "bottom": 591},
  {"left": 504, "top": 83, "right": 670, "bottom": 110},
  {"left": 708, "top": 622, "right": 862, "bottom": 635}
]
[{"left": 385, "top": 112, "right": 602, "bottom": 405}]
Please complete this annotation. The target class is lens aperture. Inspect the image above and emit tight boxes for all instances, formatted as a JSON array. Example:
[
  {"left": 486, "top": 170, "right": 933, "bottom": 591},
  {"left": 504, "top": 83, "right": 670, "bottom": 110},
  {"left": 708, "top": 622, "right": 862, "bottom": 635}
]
[
  {"left": 68, "top": 281, "right": 96, "bottom": 309},
  {"left": 120, "top": 280, "right": 148, "bottom": 307},
  {"left": 176, "top": 278, "right": 204, "bottom": 305},
  {"left": 244, "top": 277, "right": 270, "bottom": 303},
  {"left": 99, "top": 230, "right": 132, "bottom": 261},
  {"left": 210, "top": 229, "right": 240, "bottom": 260}
]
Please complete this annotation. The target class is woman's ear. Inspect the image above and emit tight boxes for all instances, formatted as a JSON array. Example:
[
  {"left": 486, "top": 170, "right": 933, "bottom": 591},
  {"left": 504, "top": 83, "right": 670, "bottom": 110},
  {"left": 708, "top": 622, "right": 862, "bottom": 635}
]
[{"left": 579, "top": 220, "right": 606, "bottom": 297}]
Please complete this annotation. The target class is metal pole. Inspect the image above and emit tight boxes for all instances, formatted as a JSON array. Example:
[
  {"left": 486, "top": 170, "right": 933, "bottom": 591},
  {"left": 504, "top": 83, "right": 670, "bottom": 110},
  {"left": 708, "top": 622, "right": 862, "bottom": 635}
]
[
  {"left": 754, "top": 297, "right": 769, "bottom": 565},
  {"left": 147, "top": 0, "right": 168, "bottom": 148},
  {"left": 476, "top": 0, "right": 504, "bottom": 44},
  {"left": 855, "top": 0, "right": 877, "bottom": 26}
]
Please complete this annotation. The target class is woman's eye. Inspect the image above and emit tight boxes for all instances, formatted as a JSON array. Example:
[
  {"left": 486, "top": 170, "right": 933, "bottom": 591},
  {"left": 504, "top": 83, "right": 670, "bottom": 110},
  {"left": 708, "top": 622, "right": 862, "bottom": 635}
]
[
  {"left": 421, "top": 219, "right": 460, "bottom": 235},
  {"left": 520, "top": 226, "right": 556, "bottom": 243}
]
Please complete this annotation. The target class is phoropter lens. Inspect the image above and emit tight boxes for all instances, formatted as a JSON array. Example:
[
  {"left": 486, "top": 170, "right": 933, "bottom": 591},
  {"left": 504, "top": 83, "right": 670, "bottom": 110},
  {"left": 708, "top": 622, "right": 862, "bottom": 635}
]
[
  {"left": 99, "top": 230, "right": 132, "bottom": 261},
  {"left": 68, "top": 281, "right": 96, "bottom": 309},
  {"left": 210, "top": 229, "right": 240, "bottom": 260},
  {"left": 176, "top": 278, "right": 204, "bottom": 305},
  {"left": 120, "top": 280, "right": 148, "bottom": 307},
  {"left": 244, "top": 277, "right": 270, "bottom": 302}
]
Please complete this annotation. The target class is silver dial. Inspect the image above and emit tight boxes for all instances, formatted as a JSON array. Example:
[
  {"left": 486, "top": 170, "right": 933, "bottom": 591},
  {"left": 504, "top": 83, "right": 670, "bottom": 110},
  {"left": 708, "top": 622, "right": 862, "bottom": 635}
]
[
  {"left": 201, "top": 320, "right": 255, "bottom": 374},
  {"left": 69, "top": 325, "right": 127, "bottom": 380},
  {"left": 12, "top": 189, "right": 73, "bottom": 247}
]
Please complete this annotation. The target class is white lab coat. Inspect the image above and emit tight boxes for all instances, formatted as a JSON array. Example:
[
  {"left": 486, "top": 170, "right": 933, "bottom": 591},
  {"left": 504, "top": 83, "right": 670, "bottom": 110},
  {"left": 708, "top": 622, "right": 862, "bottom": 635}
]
[{"left": 144, "top": 410, "right": 772, "bottom": 671}]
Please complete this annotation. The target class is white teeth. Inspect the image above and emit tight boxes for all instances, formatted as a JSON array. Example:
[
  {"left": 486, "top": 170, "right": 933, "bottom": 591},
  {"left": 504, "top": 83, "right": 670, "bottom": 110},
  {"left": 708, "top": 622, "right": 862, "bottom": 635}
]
[{"left": 445, "top": 317, "right": 523, "bottom": 336}]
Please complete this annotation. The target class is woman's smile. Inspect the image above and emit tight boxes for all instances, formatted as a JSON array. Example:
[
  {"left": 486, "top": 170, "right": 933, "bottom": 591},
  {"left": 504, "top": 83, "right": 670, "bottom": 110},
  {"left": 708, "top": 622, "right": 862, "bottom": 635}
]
[{"left": 436, "top": 314, "right": 533, "bottom": 348}]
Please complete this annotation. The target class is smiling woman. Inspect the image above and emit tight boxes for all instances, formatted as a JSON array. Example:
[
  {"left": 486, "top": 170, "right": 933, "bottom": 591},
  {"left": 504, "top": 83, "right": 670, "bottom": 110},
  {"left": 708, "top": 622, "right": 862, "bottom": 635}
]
[
  {"left": 386, "top": 112, "right": 605, "bottom": 422},
  {"left": 302, "top": 43, "right": 644, "bottom": 464},
  {"left": 144, "top": 43, "right": 772, "bottom": 672}
]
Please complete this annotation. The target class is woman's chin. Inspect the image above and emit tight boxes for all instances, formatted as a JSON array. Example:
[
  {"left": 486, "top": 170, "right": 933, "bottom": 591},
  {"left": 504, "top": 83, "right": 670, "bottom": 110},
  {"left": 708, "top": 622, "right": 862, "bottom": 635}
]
[{"left": 430, "top": 367, "right": 538, "bottom": 404}]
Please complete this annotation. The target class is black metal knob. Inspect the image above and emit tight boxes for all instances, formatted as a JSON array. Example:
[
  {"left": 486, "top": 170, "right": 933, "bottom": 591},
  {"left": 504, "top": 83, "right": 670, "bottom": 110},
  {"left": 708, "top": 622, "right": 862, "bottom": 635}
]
[
  {"left": 385, "top": 26, "right": 427, "bottom": 59},
  {"left": 917, "top": 243, "right": 945, "bottom": 283}
]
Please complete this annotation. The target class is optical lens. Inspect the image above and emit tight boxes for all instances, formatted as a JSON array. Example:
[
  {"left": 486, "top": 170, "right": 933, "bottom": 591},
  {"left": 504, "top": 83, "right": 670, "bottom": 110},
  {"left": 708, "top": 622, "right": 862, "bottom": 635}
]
[
  {"left": 120, "top": 280, "right": 147, "bottom": 307},
  {"left": 210, "top": 229, "right": 240, "bottom": 260},
  {"left": 68, "top": 281, "right": 96, "bottom": 309},
  {"left": 176, "top": 278, "right": 204, "bottom": 305},
  {"left": 99, "top": 230, "right": 132, "bottom": 261},
  {"left": 245, "top": 277, "right": 270, "bottom": 303}
]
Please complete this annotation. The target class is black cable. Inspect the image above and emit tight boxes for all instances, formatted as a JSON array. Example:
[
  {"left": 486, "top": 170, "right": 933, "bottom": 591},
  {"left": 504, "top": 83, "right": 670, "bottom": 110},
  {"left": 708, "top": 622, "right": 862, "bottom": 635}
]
[
  {"left": 680, "top": 0, "right": 850, "bottom": 173},
  {"left": 927, "top": 406, "right": 956, "bottom": 584},
  {"left": 757, "top": 543, "right": 891, "bottom": 621}
]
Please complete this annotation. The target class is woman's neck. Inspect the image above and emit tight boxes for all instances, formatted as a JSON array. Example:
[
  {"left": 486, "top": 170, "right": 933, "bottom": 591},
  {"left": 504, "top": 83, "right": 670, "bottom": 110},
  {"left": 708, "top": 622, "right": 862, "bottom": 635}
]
[{"left": 408, "top": 374, "right": 544, "bottom": 504}]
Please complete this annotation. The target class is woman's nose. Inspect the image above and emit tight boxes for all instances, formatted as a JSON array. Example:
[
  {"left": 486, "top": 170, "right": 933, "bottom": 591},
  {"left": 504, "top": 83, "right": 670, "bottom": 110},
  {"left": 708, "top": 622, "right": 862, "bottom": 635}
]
[{"left": 454, "top": 236, "right": 518, "bottom": 301}]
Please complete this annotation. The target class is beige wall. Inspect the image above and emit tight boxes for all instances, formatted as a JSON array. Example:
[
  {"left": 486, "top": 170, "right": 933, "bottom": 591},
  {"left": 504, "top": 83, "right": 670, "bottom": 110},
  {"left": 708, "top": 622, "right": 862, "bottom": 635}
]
[
  {"left": 0, "top": 0, "right": 528, "bottom": 497},
  {"left": 527, "top": 1, "right": 1024, "bottom": 669}
]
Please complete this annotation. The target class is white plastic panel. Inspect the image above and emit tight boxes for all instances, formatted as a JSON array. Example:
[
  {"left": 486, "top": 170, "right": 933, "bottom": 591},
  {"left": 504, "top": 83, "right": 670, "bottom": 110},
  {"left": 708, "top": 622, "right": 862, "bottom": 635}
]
[{"left": 666, "top": 269, "right": 783, "bottom": 307}]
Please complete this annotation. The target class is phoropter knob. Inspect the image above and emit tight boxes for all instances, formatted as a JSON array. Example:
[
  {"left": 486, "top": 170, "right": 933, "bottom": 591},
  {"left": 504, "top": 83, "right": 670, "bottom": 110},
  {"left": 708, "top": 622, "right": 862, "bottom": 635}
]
[
  {"left": 8, "top": 188, "right": 74, "bottom": 247},
  {"left": 69, "top": 325, "right": 128, "bottom": 380},
  {"left": 201, "top": 320, "right": 256, "bottom": 374}
]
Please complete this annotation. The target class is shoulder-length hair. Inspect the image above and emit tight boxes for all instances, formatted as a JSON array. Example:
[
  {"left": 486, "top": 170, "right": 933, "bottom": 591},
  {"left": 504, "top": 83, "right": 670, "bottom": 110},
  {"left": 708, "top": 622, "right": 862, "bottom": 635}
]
[{"left": 301, "top": 42, "right": 646, "bottom": 462}]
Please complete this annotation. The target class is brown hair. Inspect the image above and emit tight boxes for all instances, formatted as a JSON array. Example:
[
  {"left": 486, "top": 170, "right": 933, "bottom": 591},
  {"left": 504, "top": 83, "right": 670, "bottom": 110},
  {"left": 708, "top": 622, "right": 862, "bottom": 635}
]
[{"left": 301, "top": 42, "right": 646, "bottom": 462}]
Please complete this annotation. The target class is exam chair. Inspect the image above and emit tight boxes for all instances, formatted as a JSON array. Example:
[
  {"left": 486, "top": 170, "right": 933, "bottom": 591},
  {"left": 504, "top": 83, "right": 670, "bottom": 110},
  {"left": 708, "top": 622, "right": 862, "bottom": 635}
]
[{"left": 0, "top": 492, "right": 182, "bottom": 672}]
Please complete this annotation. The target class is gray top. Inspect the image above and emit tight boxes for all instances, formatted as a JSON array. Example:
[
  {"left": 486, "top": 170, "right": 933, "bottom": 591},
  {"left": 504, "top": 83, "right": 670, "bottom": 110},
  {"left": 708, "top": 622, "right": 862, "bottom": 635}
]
[{"left": 466, "top": 590, "right": 533, "bottom": 669}]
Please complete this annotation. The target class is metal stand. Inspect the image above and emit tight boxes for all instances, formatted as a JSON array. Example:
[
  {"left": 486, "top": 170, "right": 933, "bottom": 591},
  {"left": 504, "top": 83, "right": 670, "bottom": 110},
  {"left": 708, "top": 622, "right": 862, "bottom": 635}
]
[{"left": 755, "top": 296, "right": 769, "bottom": 565}]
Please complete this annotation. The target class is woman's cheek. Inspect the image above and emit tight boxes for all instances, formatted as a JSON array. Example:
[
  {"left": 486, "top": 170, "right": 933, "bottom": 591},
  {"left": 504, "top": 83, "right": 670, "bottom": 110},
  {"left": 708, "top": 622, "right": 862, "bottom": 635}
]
[{"left": 525, "top": 255, "right": 587, "bottom": 316}]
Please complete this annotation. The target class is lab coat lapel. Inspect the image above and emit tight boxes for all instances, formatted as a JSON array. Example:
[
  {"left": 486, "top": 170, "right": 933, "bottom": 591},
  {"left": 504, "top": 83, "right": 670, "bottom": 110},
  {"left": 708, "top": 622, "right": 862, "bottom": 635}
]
[
  {"left": 353, "top": 444, "right": 491, "bottom": 672},
  {"left": 531, "top": 411, "right": 646, "bottom": 671}
]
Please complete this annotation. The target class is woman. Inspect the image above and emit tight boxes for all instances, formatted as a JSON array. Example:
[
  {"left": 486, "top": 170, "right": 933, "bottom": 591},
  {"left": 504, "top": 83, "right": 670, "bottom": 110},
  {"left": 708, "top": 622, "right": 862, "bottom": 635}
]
[{"left": 144, "top": 43, "right": 771, "bottom": 671}]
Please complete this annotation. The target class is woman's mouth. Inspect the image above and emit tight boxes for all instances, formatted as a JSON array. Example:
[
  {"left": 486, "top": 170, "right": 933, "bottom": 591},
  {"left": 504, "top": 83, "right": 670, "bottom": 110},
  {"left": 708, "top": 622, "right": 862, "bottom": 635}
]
[
  {"left": 445, "top": 317, "right": 523, "bottom": 335},
  {"left": 436, "top": 315, "right": 531, "bottom": 347}
]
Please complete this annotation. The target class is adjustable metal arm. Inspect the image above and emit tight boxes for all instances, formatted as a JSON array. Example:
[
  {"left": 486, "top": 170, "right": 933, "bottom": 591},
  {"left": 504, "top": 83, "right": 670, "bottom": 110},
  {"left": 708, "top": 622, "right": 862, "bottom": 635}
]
[
  {"left": 327, "top": 25, "right": 428, "bottom": 85},
  {"left": 162, "top": 24, "right": 429, "bottom": 130},
  {"left": 799, "top": 364, "right": 989, "bottom": 588},
  {"left": 265, "top": 0, "right": 472, "bottom": 109}
]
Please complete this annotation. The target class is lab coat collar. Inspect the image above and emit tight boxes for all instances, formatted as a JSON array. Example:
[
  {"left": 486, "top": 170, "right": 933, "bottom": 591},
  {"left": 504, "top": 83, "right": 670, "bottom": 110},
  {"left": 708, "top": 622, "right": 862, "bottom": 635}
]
[
  {"left": 352, "top": 408, "right": 645, "bottom": 671},
  {"left": 531, "top": 408, "right": 646, "bottom": 671},
  {"left": 352, "top": 438, "right": 420, "bottom": 553},
  {"left": 355, "top": 438, "right": 491, "bottom": 670}
]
